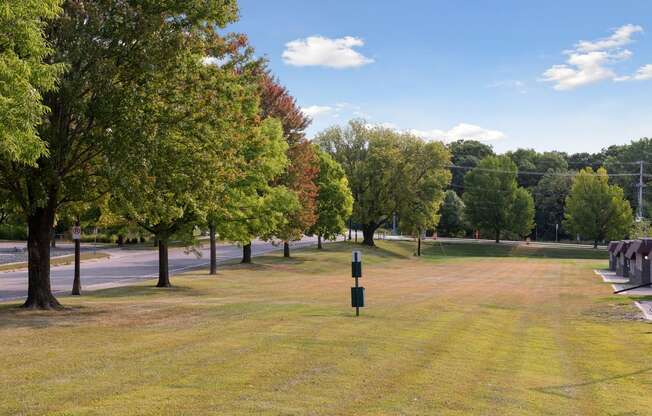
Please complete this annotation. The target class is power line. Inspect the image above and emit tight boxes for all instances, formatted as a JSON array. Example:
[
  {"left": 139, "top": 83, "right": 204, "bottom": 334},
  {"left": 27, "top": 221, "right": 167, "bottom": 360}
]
[{"left": 447, "top": 164, "right": 648, "bottom": 177}]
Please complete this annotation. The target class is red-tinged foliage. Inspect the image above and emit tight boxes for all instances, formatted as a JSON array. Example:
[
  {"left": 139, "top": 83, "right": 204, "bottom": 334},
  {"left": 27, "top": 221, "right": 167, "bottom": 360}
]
[
  {"left": 260, "top": 73, "right": 311, "bottom": 146},
  {"left": 260, "top": 74, "right": 319, "bottom": 241},
  {"left": 283, "top": 140, "right": 320, "bottom": 240}
]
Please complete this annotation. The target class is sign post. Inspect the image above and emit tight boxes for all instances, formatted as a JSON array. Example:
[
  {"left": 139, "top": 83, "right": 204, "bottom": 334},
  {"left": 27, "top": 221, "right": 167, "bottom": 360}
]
[
  {"left": 351, "top": 251, "right": 365, "bottom": 316},
  {"left": 72, "top": 222, "right": 82, "bottom": 296}
]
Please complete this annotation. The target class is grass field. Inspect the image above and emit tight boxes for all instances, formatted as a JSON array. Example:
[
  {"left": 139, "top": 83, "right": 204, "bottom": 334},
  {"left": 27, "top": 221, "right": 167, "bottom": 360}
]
[{"left": 1, "top": 240, "right": 650, "bottom": 415}]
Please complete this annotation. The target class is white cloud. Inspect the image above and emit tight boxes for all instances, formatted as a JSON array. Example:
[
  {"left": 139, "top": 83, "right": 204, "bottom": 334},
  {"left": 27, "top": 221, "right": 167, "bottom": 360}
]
[
  {"left": 633, "top": 64, "right": 652, "bottom": 80},
  {"left": 541, "top": 24, "right": 645, "bottom": 90},
  {"left": 282, "top": 36, "right": 374, "bottom": 69},
  {"left": 301, "top": 105, "right": 333, "bottom": 118},
  {"left": 574, "top": 24, "right": 643, "bottom": 52},
  {"left": 616, "top": 64, "right": 652, "bottom": 81},
  {"left": 366, "top": 122, "right": 399, "bottom": 130},
  {"left": 409, "top": 123, "right": 506, "bottom": 142}
]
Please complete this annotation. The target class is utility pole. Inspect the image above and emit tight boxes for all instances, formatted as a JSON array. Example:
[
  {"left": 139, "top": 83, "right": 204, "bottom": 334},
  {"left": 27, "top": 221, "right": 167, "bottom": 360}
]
[{"left": 637, "top": 160, "right": 645, "bottom": 221}]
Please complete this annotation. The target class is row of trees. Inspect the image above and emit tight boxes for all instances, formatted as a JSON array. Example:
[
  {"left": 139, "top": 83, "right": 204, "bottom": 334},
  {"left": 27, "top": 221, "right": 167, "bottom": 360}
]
[
  {"left": 442, "top": 138, "right": 649, "bottom": 242},
  {"left": 315, "top": 125, "right": 634, "bottom": 247},
  {"left": 1, "top": 1, "right": 354, "bottom": 309},
  {"left": 2, "top": 1, "right": 641, "bottom": 310}
]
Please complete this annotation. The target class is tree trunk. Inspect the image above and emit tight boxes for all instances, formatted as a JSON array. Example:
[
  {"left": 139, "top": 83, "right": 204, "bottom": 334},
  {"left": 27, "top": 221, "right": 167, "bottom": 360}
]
[
  {"left": 283, "top": 241, "right": 290, "bottom": 258},
  {"left": 242, "top": 243, "right": 252, "bottom": 264},
  {"left": 362, "top": 223, "right": 376, "bottom": 247},
  {"left": 72, "top": 221, "right": 81, "bottom": 296},
  {"left": 317, "top": 234, "right": 323, "bottom": 249},
  {"left": 50, "top": 228, "right": 56, "bottom": 248},
  {"left": 23, "top": 207, "right": 61, "bottom": 309},
  {"left": 117, "top": 234, "right": 124, "bottom": 247},
  {"left": 417, "top": 231, "right": 421, "bottom": 256},
  {"left": 157, "top": 238, "right": 171, "bottom": 287},
  {"left": 495, "top": 229, "right": 500, "bottom": 244},
  {"left": 209, "top": 223, "right": 217, "bottom": 275},
  {"left": 348, "top": 219, "right": 352, "bottom": 241},
  {"left": 594, "top": 240, "right": 598, "bottom": 249}
]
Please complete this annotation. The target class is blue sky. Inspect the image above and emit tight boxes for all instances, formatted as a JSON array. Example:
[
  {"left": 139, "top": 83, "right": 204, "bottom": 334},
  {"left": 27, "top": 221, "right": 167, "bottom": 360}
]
[{"left": 230, "top": 1, "right": 652, "bottom": 153}]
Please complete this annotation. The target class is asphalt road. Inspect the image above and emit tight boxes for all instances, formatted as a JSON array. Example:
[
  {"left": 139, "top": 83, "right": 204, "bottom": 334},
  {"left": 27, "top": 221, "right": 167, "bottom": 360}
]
[{"left": 0, "top": 237, "right": 319, "bottom": 302}]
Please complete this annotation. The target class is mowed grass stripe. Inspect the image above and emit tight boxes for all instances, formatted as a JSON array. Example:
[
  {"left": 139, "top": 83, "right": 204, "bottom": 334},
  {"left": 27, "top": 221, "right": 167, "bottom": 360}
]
[{"left": 2, "top": 240, "right": 652, "bottom": 415}]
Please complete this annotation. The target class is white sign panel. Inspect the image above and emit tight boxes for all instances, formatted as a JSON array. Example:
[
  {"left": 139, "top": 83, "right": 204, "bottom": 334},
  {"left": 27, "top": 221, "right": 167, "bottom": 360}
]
[
  {"left": 352, "top": 251, "right": 362, "bottom": 263},
  {"left": 72, "top": 226, "right": 82, "bottom": 240}
]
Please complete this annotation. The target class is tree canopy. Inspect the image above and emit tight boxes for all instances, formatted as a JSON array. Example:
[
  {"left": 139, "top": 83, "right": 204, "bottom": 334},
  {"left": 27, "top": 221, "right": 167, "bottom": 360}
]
[
  {"left": 307, "top": 146, "right": 354, "bottom": 247},
  {"left": 259, "top": 75, "right": 319, "bottom": 256},
  {"left": 462, "top": 155, "right": 534, "bottom": 242},
  {"left": 564, "top": 167, "right": 633, "bottom": 247},
  {"left": 533, "top": 170, "right": 574, "bottom": 241},
  {"left": 0, "top": 0, "right": 242, "bottom": 308},
  {"left": 437, "top": 190, "right": 467, "bottom": 237},
  {"left": 448, "top": 140, "right": 494, "bottom": 195},
  {"left": 0, "top": 0, "right": 63, "bottom": 165},
  {"left": 316, "top": 120, "right": 451, "bottom": 246}
]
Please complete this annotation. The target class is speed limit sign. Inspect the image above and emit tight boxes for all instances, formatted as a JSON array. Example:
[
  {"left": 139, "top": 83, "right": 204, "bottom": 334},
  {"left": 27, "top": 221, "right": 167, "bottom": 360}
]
[{"left": 72, "top": 226, "right": 82, "bottom": 240}]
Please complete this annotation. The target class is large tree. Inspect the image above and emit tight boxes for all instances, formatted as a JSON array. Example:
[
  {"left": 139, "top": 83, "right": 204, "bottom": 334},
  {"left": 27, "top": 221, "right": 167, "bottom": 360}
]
[
  {"left": 0, "top": 0, "right": 240, "bottom": 308},
  {"left": 259, "top": 74, "right": 319, "bottom": 257},
  {"left": 602, "top": 138, "right": 652, "bottom": 217},
  {"left": 448, "top": 140, "right": 494, "bottom": 195},
  {"left": 437, "top": 190, "right": 467, "bottom": 237},
  {"left": 307, "top": 146, "right": 354, "bottom": 249},
  {"left": 533, "top": 169, "right": 574, "bottom": 241},
  {"left": 111, "top": 32, "right": 266, "bottom": 287},
  {"left": 0, "top": 0, "right": 63, "bottom": 165},
  {"left": 316, "top": 120, "right": 451, "bottom": 246},
  {"left": 509, "top": 187, "right": 535, "bottom": 239},
  {"left": 506, "top": 148, "right": 568, "bottom": 189},
  {"left": 463, "top": 155, "right": 534, "bottom": 243},
  {"left": 564, "top": 167, "right": 633, "bottom": 248},
  {"left": 209, "top": 119, "right": 298, "bottom": 266}
]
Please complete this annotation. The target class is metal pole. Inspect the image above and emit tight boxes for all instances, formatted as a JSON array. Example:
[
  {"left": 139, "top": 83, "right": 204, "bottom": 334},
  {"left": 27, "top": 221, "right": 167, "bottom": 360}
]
[
  {"left": 638, "top": 160, "right": 644, "bottom": 220},
  {"left": 555, "top": 223, "right": 559, "bottom": 243},
  {"left": 355, "top": 275, "right": 359, "bottom": 316},
  {"left": 72, "top": 219, "right": 81, "bottom": 296}
]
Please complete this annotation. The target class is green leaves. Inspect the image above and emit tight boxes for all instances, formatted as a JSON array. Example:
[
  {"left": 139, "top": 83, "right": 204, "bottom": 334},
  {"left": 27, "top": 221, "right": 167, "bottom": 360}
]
[
  {"left": 308, "top": 147, "right": 353, "bottom": 240},
  {"left": 564, "top": 167, "right": 633, "bottom": 245},
  {"left": 211, "top": 117, "right": 299, "bottom": 245},
  {"left": 315, "top": 120, "right": 451, "bottom": 239},
  {"left": 463, "top": 155, "right": 534, "bottom": 241},
  {"left": 0, "top": 0, "right": 64, "bottom": 165}
]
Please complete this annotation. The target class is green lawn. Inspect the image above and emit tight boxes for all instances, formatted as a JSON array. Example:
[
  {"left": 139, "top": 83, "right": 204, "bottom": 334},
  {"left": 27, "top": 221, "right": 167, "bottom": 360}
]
[
  {"left": 0, "top": 241, "right": 650, "bottom": 415},
  {"left": 424, "top": 240, "right": 609, "bottom": 259}
]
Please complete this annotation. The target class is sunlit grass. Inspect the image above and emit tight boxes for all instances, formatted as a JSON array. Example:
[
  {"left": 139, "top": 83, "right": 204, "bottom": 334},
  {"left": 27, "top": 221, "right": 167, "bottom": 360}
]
[{"left": 0, "top": 241, "right": 649, "bottom": 415}]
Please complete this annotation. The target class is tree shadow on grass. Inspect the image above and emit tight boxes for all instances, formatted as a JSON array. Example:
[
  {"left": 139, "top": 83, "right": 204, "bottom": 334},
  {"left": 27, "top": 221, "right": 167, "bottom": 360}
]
[
  {"left": 422, "top": 242, "right": 609, "bottom": 260},
  {"left": 87, "top": 284, "right": 196, "bottom": 299},
  {"left": 531, "top": 367, "right": 652, "bottom": 399},
  {"left": 0, "top": 303, "right": 109, "bottom": 330}
]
